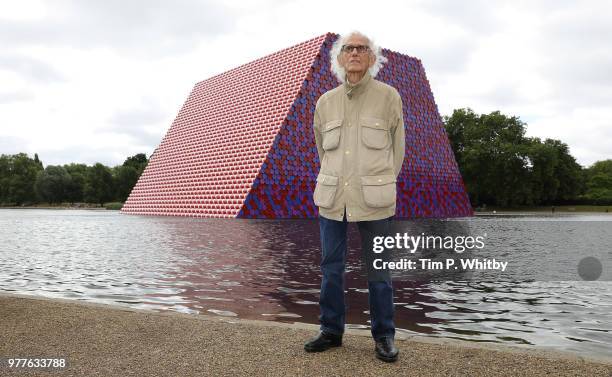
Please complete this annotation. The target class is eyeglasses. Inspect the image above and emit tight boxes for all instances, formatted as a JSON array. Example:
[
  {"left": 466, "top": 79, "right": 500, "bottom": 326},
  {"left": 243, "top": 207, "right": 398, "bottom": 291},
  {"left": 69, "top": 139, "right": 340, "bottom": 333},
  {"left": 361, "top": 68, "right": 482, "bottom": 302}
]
[{"left": 341, "top": 44, "right": 370, "bottom": 54}]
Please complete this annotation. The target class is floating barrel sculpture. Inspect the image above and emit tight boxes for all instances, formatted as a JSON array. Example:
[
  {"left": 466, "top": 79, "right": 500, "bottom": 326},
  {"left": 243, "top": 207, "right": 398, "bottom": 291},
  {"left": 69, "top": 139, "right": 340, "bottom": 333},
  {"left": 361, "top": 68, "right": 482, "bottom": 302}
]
[{"left": 121, "top": 33, "right": 473, "bottom": 219}]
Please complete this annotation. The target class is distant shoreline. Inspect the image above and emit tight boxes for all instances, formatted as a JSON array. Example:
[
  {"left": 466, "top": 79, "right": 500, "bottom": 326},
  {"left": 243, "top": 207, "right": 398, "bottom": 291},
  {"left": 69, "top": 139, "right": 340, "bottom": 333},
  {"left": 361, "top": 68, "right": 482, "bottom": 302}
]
[
  {"left": 0, "top": 203, "right": 122, "bottom": 210},
  {"left": 474, "top": 205, "right": 611, "bottom": 213},
  {"left": 0, "top": 205, "right": 120, "bottom": 211},
  {"left": 1, "top": 204, "right": 610, "bottom": 214},
  {"left": 0, "top": 206, "right": 109, "bottom": 210}
]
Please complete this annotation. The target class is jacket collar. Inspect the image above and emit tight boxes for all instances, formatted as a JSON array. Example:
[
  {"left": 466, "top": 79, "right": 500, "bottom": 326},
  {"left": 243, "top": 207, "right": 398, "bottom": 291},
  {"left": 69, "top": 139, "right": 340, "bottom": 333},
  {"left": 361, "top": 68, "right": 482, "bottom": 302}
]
[{"left": 344, "top": 70, "right": 372, "bottom": 99}]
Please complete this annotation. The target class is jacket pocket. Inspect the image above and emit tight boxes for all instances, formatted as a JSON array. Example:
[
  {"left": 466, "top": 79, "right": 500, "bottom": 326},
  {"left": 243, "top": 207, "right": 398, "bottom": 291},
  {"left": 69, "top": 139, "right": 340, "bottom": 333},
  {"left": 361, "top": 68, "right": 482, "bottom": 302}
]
[
  {"left": 322, "top": 120, "right": 342, "bottom": 151},
  {"left": 360, "top": 117, "right": 389, "bottom": 149},
  {"left": 360, "top": 174, "right": 396, "bottom": 208},
  {"left": 313, "top": 173, "right": 339, "bottom": 208}
]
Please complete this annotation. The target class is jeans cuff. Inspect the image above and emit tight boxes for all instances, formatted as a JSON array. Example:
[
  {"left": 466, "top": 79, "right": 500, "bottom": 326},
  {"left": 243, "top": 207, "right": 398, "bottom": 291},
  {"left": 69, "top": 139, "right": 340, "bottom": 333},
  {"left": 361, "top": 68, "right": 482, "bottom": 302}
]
[
  {"left": 320, "top": 325, "right": 344, "bottom": 337},
  {"left": 373, "top": 333, "right": 395, "bottom": 341}
]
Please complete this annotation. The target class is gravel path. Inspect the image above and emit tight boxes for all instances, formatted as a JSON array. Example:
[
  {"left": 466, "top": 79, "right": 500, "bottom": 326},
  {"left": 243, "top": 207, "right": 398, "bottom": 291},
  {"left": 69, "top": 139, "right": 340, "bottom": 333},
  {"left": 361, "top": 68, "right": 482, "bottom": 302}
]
[{"left": 1, "top": 294, "right": 610, "bottom": 377}]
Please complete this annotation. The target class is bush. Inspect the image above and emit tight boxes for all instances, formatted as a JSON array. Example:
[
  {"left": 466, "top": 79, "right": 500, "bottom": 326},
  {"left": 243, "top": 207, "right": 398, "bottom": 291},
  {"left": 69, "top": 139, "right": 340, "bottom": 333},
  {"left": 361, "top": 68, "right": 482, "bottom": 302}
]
[{"left": 104, "top": 202, "right": 123, "bottom": 210}]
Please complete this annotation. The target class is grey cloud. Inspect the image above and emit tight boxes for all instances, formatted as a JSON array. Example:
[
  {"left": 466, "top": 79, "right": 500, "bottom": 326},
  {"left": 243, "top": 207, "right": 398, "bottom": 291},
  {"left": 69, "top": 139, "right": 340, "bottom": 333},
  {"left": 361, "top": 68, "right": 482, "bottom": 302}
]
[
  {"left": 107, "top": 101, "right": 167, "bottom": 146},
  {"left": 538, "top": 6, "right": 611, "bottom": 51},
  {"left": 109, "top": 105, "right": 167, "bottom": 128},
  {"left": 0, "top": 135, "right": 31, "bottom": 155},
  {"left": 0, "top": 138, "right": 117, "bottom": 167},
  {"left": 544, "top": 54, "right": 612, "bottom": 108},
  {"left": 0, "top": 54, "right": 64, "bottom": 83},
  {"left": 0, "top": 90, "right": 35, "bottom": 104},
  {"left": 0, "top": 0, "right": 234, "bottom": 57},
  {"left": 416, "top": 0, "right": 502, "bottom": 35},
  {"left": 418, "top": 0, "right": 612, "bottom": 109},
  {"left": 415, "top": 36, "right": 478, "bottom": 76},
  {"left": 478, "top": 84, "right": 524, "bottom": 108},
  {"left": 35, "top": 143, "right": 155, "bottom": 167},
  {"left": 108, "top": 129, "right": 164, "bottom": 148},
  {"left": 533, "top": 6, "right": 612, "bottom": 108},
  {"left": 565, "top": 140, "right": 612, "bottom": 167}
]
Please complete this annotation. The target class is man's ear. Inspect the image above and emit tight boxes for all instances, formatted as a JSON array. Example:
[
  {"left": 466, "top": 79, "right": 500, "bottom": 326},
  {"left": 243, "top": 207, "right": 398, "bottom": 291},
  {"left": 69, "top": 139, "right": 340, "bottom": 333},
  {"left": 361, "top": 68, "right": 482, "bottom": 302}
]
[{"left": 337, "top": 53, "right": 344, "bottom": 68}]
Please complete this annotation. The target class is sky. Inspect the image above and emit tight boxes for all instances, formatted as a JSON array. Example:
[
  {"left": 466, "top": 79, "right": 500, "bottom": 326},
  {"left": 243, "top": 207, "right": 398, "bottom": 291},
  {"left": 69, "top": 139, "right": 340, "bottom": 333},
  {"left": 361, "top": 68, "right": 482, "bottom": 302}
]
[{"left": 1, "top": 0, "right": 610, "bottom": 168}]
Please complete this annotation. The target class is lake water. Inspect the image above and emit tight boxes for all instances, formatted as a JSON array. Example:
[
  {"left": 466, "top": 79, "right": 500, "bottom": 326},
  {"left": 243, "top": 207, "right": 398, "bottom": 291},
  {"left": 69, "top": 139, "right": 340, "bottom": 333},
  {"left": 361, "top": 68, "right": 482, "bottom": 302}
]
[{"left": 1, "top": 209, "right": 611, "bottom": 360}]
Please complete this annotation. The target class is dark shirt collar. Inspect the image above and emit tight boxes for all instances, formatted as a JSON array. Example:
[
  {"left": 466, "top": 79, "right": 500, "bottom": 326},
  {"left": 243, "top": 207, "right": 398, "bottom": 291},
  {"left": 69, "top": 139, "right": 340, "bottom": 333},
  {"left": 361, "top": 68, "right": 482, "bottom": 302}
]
[{"left": 344, "top": 70, "right": 372, "bottom": 99}]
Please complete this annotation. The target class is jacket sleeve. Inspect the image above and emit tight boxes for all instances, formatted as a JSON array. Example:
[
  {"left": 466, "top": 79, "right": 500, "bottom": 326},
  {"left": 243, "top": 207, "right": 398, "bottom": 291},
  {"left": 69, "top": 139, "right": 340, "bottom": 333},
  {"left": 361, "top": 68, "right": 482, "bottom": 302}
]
[
  {"left": 313, "top": 104, "right": 324, "bottom": 164},
  {"left": 392, "top": 94, "right": 406, "bottom": 178}
]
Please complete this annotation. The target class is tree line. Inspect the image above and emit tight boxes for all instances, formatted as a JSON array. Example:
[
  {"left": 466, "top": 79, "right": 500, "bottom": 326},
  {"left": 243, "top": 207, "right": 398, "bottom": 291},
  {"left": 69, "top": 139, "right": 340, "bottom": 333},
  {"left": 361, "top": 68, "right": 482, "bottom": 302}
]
[
  {"left": 0, "top": 153, "right": 147, "bottom": 206},
  {"left": 1, "top": 108, "right": 610, "bottom": 208},
  {"left": 443, "top": 108, "right": 612, "bottom": 207}
]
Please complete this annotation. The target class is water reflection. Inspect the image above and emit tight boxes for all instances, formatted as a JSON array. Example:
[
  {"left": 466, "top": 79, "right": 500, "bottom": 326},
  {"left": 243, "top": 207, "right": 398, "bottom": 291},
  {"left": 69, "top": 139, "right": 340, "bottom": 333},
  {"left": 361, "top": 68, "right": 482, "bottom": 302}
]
[{"left": 1, "top": 209, "right": 611, "bottom": 360}]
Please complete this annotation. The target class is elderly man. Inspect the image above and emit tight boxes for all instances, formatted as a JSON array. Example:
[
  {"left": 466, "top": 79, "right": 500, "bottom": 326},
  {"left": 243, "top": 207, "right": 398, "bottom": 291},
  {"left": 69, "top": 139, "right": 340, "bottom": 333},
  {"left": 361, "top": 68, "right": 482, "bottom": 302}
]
[{"left": 304, "top": 31, "right": 405, "bottom": 362}]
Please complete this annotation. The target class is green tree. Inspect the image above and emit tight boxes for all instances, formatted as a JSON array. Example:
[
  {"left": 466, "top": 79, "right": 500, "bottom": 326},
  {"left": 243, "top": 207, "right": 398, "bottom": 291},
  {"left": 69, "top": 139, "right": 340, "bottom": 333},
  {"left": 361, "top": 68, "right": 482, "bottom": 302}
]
[
  {"left": 64, "top": 163, "right": 88, "bottom": 203},
  {"left": 545, "top": 139, "right": 583, "bottom": 202},
  {"left": 582, "top": 159, "right": 612, "bottom": 203},
  {"left": 0, "top": 155, "right": 10, "bottom": 204},
  {"left": 35, "top": 165, "right": 72, "bottom": 204},
  {"left": 113, "top": 165, "right": 139, "bottom": 202},
  {"left": 443, "top": 109, "right": 532, "bottom": 207},
  {"left": 83, "top": 163, "right": 114, "bottom": 205},
  {"left": 587, "top": 159, "right": 612, "bottom": 177},
  {"left": 525, "top": 138, "right": 558, "bottom": 205},
  {"left": 443, "top": 109, "right": 588, "bottom": 207},
  {"left": 6, "top": 153, "right": 44, "bottom": 205},
  {"left": 33, "top": 153, "right": 43, "bottom": 169},
  {"left": 123, "top": 153, "right": 148, "bottom": 172},
  {"left": 0, "top": 152, "right": 148, "bottom": 206},
  {"left": 112, "top": 153, "right": 148, "bottom": 202}
]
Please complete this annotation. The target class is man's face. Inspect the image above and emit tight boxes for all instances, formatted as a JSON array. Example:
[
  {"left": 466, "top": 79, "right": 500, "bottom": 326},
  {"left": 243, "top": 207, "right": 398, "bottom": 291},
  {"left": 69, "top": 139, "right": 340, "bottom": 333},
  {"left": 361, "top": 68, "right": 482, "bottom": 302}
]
[{"left": 337, "top": 34, "right": 375, "bottom": 78}]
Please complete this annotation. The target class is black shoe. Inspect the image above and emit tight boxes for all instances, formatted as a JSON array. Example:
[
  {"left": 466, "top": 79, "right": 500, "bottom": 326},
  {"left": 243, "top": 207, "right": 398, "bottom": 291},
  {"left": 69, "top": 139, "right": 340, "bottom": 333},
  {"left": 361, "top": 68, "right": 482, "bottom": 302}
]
[
  {"left": 375, "top": 337, "right": 399, "bottom": 362},
  {"left": 304, "top": 331, "right": 342, "bottom": 352}
]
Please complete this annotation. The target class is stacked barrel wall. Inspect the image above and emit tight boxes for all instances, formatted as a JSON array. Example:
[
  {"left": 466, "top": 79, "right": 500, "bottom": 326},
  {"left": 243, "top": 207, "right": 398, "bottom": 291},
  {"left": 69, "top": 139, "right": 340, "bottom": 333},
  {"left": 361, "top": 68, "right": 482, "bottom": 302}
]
[{"left": 121, "top": 33, "right": 473, "bottom": 218}]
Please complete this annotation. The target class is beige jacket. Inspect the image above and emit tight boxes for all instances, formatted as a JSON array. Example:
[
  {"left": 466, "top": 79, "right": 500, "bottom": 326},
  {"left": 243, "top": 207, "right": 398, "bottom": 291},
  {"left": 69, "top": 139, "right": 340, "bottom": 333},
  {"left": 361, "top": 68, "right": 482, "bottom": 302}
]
[{"left": 313, "top": 71, "right": 406, "bottom": 222}]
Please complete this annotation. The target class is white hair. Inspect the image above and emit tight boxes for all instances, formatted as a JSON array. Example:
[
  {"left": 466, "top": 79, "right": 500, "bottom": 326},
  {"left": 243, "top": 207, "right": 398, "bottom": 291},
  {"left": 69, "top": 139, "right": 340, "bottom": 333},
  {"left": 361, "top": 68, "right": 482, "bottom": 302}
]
[{"left": 330, "top": 31, "right": 388, "bottom": 83}]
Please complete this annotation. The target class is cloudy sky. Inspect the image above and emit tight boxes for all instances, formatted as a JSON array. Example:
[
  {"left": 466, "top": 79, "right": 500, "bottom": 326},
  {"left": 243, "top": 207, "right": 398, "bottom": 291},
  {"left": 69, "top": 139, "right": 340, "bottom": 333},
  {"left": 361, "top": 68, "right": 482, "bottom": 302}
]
[{"left": 1, "top": 0, "right": 610, "bottom": 167}]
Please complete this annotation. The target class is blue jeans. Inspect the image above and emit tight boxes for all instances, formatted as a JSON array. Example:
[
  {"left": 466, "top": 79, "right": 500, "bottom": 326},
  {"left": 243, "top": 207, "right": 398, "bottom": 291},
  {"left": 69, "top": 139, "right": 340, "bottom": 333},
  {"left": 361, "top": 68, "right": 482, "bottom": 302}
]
[{"left": 318, "top": 210, "right": 395, "bottom": 340}]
